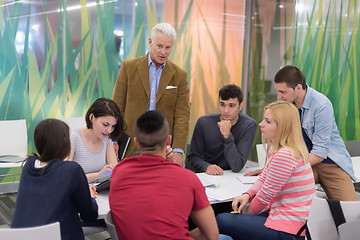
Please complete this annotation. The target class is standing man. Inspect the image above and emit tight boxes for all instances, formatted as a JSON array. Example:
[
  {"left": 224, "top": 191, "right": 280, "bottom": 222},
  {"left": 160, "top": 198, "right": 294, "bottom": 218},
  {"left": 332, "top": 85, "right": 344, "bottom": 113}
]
[
  {"left": 112, "top": 23, "right": 189, "bottom": 166},
  {"left": 109, "top": 111, "right": 221, "bottom": 240},
  {"left": 187, "top": 84, "right": 257, "bottom": 175},
  {"left": 274, "top": 65, "right": 356, "bottom": 201}
]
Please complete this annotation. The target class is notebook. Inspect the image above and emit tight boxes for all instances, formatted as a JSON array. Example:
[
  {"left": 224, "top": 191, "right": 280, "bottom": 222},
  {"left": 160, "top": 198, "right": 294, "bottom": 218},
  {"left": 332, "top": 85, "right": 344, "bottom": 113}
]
[{"left": 95, "top": 178, "right": 111, "bottom": 192}]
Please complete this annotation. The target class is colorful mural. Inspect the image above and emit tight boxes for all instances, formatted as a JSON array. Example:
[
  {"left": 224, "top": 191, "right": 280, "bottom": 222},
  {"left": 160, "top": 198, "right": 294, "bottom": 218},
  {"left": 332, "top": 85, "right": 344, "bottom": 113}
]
[
  {"left": 163, "top": 0, "right": 246, "bottom": 136},
  {"left": 0, "top": 0, "right": 120, "bottom": 154},
  {"left": 293, "top": 0, "right": 360, "bottom": 140},
  {"left": 0, "top": 0, "right": 246, "bottom": 182},
  {"left": 248, "top": 0, "right": 360, "bottom": 150},
  {"left": 2, "top": 0, "right": 358, "bottom": 183}
]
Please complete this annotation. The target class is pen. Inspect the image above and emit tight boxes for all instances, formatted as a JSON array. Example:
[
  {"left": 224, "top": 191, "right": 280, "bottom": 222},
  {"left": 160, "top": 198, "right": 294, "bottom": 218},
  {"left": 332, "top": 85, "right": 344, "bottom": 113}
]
[{"left": 230, "top": 211, "right": 239, "bottom": 214}]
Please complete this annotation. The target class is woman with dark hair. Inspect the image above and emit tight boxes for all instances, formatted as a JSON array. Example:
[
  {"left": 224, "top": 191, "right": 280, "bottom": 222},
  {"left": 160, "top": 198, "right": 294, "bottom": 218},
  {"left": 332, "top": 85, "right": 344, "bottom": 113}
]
[
  {"left": 12, "top": 119, "right": 98, "bottom": 240},
  {"left": 67, "top": 98, "right": 124, "bottom": 183}
]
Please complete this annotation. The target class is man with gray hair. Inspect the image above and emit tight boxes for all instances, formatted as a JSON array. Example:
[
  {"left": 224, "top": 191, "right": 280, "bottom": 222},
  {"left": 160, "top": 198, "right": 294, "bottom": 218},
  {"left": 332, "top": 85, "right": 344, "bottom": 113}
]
[{"left": 113, "top": 23, "right": 190, "bottom": 166}]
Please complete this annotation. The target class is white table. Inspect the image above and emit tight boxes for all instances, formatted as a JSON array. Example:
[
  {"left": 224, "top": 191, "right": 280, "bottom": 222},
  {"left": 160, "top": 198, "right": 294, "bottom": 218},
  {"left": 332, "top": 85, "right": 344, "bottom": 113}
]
[
  {"left": 95, "top": 167, "right": 260, "bottom": 218},
  {"left": 96, "top": 190, "right": 110, "bottom": 219},
  {"left": 196, "top": 168, "right": 258, "bottom": 204}
]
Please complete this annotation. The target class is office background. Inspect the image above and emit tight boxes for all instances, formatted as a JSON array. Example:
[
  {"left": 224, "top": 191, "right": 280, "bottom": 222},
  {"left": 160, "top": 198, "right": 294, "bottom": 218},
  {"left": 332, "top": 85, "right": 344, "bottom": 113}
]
[{"left": 0, "top": 0, "right": 359, "bottom": 161}]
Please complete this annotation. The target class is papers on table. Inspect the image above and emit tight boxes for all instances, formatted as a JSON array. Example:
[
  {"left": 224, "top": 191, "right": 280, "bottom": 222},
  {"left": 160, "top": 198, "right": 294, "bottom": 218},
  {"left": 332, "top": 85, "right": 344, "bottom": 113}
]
[
  {"left": 196, "top": 171, "right": 254, "bottom": 204},
  {"left": 205, "top": 188, "right": 237, "bottom": 202},
  {"left": 197, "top": 174, "right": 219, "bottom": 187},
  {"left": 236, "top": 175, "right": 259, "bottom": 184}
]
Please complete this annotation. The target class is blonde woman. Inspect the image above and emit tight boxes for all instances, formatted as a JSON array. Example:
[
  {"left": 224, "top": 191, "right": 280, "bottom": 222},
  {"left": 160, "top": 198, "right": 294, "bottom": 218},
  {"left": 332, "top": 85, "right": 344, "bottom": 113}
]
[{"left": 216, "top": 101, "right": 315, "bottom": 240}]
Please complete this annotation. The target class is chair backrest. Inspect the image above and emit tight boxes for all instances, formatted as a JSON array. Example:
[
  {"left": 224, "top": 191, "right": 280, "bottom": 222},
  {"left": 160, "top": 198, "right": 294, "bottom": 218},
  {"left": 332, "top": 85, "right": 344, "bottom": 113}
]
[
  {"left": 0, "top": 222, "right": 61, "bottom": 240},
  {"left": 184, "top": 143, "right": 196, "bottom": 172},
  {"left": 338, "top": 219, "right": 360, "bottom": 240},
  {"left": 307, "top": 197, "right": 360, "bottom": 240},
  {"left": 345, "top": 140, "right": 360, "bottom": 157},
  {"left": 256, "top": 144, "right": 267, "bottom": 168},
  {"left": 59, "top": 117, "right": 86, "bottom": 130},
  {"left": 0, "top": 119, "right": 27, "bottom": 157},
  {"left": 105, "top": 211, "right": 118, "bottom": 240},
  {"left": 82, "top": 226, "right": 107, "bottom": 236}
]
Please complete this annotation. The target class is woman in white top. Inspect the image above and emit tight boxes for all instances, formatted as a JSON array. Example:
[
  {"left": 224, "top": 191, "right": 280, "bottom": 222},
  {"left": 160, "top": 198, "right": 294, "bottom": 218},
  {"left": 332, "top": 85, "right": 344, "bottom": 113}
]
[{"left": 68, "top": 98, "right": 123, "bottom": 183}]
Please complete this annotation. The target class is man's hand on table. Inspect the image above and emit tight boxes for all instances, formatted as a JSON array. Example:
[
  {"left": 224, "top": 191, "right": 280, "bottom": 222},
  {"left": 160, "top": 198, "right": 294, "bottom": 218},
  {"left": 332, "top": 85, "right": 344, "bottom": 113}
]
[{"left": 205, "top": 165, "right": 224, "bottom": 175}]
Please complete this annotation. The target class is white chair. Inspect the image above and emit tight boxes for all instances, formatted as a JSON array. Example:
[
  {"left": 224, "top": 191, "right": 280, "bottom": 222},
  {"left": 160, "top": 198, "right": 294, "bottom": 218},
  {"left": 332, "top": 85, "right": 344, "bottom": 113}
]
[
  {"left": 82, "top": 225, "right": 107, "bottom": 236},
  {"left": 0, "top": 119, "right": 27, "bottom": 162},
  {"left": 256, "top": 144, "right": 267, "bottom": 168},
  {"left": 59, "top": 117, "right": 86, "bottom": 130},
  {"left": 345, "top": 140, "right": 360, "bottom": 157},
  {"left": 0, "top": 222, "right": 61, "bottom": 240},
  {"left": 105, "top": 211, "right": 118, "bottom": 240},
  {"left": 244, "top": 160, "right": 258, "bottom": 168},
  {"left": 338, "top": 219, "right": 360, "bottom": 240},
  {"left": 0, "top": 120, "right": 27, "bottom": 193},
  {"left": 307, "top": 197, "right": 360, "bottom": 240}
]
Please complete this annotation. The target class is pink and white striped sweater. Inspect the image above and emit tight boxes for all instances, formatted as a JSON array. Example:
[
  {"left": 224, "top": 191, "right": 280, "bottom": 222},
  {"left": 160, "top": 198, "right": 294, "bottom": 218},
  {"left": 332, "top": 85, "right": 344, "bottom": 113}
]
[{"left": 246, "top": 147, "right": 315, "bottom": 235}]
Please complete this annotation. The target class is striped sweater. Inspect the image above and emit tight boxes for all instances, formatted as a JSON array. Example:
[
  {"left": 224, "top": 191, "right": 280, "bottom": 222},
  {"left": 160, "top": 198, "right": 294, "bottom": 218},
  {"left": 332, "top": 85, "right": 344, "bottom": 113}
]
[{"left": 246, "top": 147, "right": 315, "bottom": 235}]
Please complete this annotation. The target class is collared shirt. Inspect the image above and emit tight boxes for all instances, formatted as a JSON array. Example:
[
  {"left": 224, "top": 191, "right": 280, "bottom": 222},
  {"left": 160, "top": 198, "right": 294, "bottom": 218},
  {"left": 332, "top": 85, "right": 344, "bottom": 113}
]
[
  {"left": 147, "top": 54, "right": 183, "bottom": 154},
  {"left": 148, "top": 53, "right": 166, "bottom": 111},
  {"left": 299, "top": 108, "right": 335, "bottom": 164},
  {"left": 299, "top": 86, "right": 356, "bottom": 181}
]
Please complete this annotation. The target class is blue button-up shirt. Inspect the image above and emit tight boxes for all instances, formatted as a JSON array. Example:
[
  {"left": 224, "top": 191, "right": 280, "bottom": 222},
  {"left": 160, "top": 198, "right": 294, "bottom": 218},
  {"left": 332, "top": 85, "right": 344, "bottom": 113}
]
[
  {"left": 299, "top": 86, "right": 356, "bottom": 181},
  {"left": 147, "top": 54, "right": 184, "bottom": 154},
  {"left": 148, "top": 54, "right": 165, "bottom": 111}
]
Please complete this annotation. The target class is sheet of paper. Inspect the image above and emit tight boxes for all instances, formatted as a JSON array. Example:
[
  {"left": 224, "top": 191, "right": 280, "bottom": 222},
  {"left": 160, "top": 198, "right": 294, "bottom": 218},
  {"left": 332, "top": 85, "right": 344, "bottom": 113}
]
[
  {"left": 197, "top": 174, "right": 219, "bottom": 188},
  {"left": 236, "top": 175, "right": 259, "bottom": 184},
  {"left": 205, "top": 188, "right": 236, "bottom": 201}
]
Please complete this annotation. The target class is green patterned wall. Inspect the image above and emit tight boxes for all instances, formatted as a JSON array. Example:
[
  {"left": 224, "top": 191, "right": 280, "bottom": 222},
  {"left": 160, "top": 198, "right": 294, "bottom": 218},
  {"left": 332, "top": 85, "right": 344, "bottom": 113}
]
[
  {"left": 293, "top": 0, "right": 360, "bottom": 140},
  {"left": 2, "top": 0, "right": 358, "bottom": 183},
  {"left": 0, "top": 0, "right": 120, "bottom": 154},
  {"left": 248, "top": 0, "right": 359, "bottom": 152},
  {"left": 0, "top": 0, "right": 247, "bottom": 182},
  {"left": 0, "top": 0, "right": 121, "bottom": 182}
]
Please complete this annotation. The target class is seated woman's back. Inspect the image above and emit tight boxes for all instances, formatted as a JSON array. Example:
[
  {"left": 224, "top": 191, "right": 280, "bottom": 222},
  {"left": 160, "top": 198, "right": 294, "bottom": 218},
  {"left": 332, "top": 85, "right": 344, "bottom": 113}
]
[{"left": 12, "top": 119, "right": 98, "bottom": 240}]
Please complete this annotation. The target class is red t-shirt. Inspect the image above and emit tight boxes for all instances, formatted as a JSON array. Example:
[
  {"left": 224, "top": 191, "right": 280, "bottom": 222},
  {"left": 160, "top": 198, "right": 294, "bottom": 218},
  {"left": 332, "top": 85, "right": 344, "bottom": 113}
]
[{"left": 109, "top": 154, "right": 210, "bottom": 240}]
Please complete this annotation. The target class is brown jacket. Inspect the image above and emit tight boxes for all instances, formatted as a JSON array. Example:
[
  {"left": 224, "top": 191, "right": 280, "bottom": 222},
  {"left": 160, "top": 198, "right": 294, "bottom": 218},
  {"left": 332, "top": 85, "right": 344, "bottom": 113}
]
[{"left": 112, "top": 54, "right": 190, "bottom": 156}]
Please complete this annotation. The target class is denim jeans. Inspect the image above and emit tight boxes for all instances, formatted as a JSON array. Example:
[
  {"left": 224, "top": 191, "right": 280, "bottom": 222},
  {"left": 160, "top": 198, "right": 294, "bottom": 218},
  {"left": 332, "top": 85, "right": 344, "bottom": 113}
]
[
  {"left": 216, "top": 212, "right": 304, "bottom": 240},
  {"left": 219, "top": 234, "right": 233, "bottom": 240}
]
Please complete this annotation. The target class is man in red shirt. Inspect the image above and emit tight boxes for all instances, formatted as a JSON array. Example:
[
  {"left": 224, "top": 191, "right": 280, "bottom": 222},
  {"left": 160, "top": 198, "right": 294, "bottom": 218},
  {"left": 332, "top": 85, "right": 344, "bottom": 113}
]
[{"left": 109, "top": 110, "right": 219, "bottom": 240}]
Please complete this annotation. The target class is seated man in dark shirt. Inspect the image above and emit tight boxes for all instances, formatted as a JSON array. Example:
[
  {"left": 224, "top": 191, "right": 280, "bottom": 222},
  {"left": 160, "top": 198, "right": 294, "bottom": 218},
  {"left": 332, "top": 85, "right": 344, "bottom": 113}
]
[{"left": 187, "top": 84, "right": 257, "bottom": 175}]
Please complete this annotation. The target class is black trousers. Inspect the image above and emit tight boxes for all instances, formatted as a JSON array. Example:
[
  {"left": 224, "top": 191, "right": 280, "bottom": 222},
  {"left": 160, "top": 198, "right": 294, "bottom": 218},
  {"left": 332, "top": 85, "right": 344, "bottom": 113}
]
[{"left": 188, "top": 201, "right": 232, "bottom": 230}]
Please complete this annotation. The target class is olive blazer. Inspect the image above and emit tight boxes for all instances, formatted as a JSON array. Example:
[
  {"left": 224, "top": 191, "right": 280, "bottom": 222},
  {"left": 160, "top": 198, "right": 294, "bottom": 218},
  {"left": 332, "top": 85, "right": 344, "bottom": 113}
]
[{"left": 112, "top": 54, "right": 190, "bottom": 156}]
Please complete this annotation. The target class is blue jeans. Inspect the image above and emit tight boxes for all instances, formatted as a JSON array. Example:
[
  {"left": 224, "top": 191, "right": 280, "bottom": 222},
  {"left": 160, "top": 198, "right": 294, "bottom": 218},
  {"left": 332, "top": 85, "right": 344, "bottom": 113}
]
[
  {"left": 219, "top": 234, "right": 233, "bottom": 240},
  {"left": 216, "top": 212, "right": 304, "bottom": 240}
]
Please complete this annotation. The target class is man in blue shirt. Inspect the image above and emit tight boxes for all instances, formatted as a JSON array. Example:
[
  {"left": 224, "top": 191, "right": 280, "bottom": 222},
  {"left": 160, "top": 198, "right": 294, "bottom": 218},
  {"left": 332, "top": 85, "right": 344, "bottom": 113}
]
[{"left": 273, "top": 65, "right": 356, "bottom": 201}]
